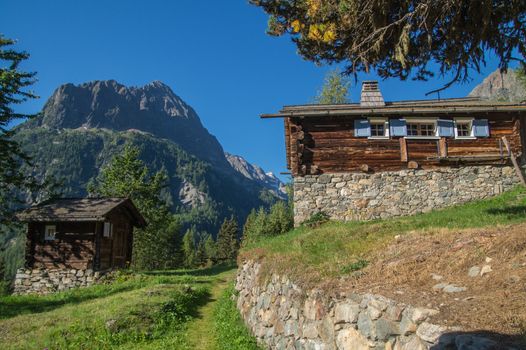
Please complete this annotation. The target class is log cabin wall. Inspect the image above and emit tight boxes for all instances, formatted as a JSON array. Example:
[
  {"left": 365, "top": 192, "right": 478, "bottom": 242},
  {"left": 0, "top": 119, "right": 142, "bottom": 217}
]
[
  {"left": 286, "top": 114, "right": 523, "bottom": 175},
  {"left": 27, "top": 222, "right": 96, "bottom": 270}
]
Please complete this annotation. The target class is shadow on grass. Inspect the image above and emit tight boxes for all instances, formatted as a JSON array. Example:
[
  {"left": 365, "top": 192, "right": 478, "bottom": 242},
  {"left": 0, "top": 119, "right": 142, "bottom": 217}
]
[
  {"left": 143, "top": 264, "right": 236, "bottom": 278},
  {"left": 0, "top": 283, "right": 138, "bottom": 320},
  {"left": 486, "top": 205, "right": 526, "bottom": 217},
  {"left": 431, "top": 330, "right": 526, "bottom": 350}
]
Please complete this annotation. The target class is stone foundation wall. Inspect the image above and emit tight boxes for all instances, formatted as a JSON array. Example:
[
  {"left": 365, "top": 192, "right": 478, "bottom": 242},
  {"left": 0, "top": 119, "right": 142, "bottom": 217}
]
[
  {"left": 13, "top": 268, "right": 106, "bottom": 295},
  {"left": 294, "top": 166, "right": 519, "bottom": 224},
  {"left": 236, "top": 260, "right": 515, "bottom": 350}
]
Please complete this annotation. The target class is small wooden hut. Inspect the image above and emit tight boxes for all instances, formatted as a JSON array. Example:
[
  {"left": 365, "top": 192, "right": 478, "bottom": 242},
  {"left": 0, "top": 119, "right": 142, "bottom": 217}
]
[{"left": 17, "top": 198, "right": 146, "bottom": 271}]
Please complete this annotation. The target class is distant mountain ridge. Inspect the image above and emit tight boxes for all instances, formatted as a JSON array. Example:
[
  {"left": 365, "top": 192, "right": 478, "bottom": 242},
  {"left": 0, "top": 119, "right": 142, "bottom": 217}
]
[
  {"left": 225, "top": 153, "right": 286, "bottom": 197},
  {"left": 14, "top": 80, "right": 284, "bottom": 232}
]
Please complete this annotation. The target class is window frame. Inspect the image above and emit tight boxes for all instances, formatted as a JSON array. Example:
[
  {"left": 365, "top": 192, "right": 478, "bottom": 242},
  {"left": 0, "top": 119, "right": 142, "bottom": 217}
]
[
  {"left": 44, "top": 225, "right": 56, "bottom": 241},
  {"left": 367, "top": 117, "right": 390, "bottom": 139},
  {"left": 454, "top": 117, "right": 476, "bottom": 139},
  {"left": 404, "top": 118, "right": 440, "bottom": 139},
  {"left": 103, "top": 222, "right": 113, "bottom": 238}
]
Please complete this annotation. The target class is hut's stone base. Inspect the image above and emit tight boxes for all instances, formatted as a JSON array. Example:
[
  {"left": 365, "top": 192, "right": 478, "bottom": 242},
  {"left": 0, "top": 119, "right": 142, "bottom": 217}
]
[
  {"left": 293, "top": 165, "right": 520, "bottom": 225},
  {"left": 13, "top": 268, "right": 106, "bottom": 295}
]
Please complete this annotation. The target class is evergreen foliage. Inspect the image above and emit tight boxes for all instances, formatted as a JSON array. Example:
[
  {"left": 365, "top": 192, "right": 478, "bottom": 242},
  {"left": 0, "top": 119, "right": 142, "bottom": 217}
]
[
  {"left": 182, "top": 227, "right": 197, "bottom": 268},
  {"left": 215, "top": 216, "right": 239, "bottom": 264},
  {"left": 241, "top": 199, "right": 293, "bottom": 247},
  {"left": 314, "top": 69, "right": 351, "bottom": 104},
  {"left": 252, "top": 0, "right": 526, "bottom": 93},
  {"left": 0, "top": 35, "right": 37, "bottom": 224},
  {"left": 204, "top": 234, "right": 217, "bottom": 266},
  {"left": 88, "top": 144, "right": 181, "bottom": 270}
]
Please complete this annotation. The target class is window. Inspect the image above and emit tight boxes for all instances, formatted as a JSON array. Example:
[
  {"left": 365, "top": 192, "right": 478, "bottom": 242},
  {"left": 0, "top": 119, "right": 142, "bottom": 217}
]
[
  {"left": 103, "top": 222, "right": 113, "bottom": 238},
  {"left": 454, "top": 118, "right": 474, "bottom": 138},
  {"left": 368, "top": 118, "right": 389, "bottom": 138},
  {"left": 44, "top": 225, "right": 56, "bottom": 241},
  {"left": 370, "top": 122, "right": 385, "bottom": 137},
  {"left": 406, "top": 122, "right": 436, "bottom": 137}
]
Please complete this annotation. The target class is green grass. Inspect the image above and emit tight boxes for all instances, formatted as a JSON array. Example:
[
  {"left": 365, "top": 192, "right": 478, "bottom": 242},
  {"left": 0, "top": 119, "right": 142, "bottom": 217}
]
[
  {"left": 241, "top": 186, "right": 526, "bottom": 283},
  {"left": 0, "top": 265, "right": 255, "bottom": 350},
  {"left": 213, "top": 285, "right": 262, "bottom": 350}
]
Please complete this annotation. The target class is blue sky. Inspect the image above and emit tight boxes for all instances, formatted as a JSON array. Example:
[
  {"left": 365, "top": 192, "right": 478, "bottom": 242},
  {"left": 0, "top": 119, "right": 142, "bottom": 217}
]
[{"left": 1, "top": 0, "right": 509, "bottom": 181}]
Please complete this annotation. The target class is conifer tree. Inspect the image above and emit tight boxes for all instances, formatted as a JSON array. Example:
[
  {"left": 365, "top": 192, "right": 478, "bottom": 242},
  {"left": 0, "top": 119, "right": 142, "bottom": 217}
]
[
  {"left": 215, "top": 216, "right": 239, "bottom": 264},
  {"left": 0, "top": 35, "right": 38, "bottom": 224},
  {"left": 88, "top": 144, "right": 180, "bottom": 270},
  {"left": 195, "top": 232, "right": 208, "bottom": 267},
  {"left": 182, "top": 228, "right": 197, "bottom": 268},
  {"left": 203, "top": 234, "right": 216, "bottom": 266},
  {"left": 314, "top": 69, "right": 351, "bottom": 104}
]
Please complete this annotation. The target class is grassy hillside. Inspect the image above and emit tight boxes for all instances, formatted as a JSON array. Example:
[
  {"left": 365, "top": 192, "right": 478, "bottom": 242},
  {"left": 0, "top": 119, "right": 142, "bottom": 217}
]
[
  {"left": 240, "top": 186, "right": 526, "bottom": 339},
  {"left": 0, "top": 266, "right": 259, "bottom": 350},
  {"left": 242, "top": 186, "right": 526, "bottom": 283}
]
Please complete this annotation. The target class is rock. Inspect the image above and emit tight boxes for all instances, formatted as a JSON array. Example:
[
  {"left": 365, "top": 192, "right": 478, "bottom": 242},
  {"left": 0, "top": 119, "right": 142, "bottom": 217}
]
[
  {"left": 105, "top": 319, "right": 118, "bottom": 332},
  {"left": 431, "top": 273, "right": 443, "bottom": 281},
  {"left": 443, "top": 284, "right": 467, "bottom": 293},
  {"left": 416, "top": 322, "right": 447, "bottom": 343},
  {"left": 375, "top": 319, "right": 400, "bottom": 341},
  {"left": 400, "top": 335, "right": 429, "bottom": 350},
  {"left": 357, "top": 311, "right": 375, "bottom": 339},
  {"left": 480, "top": 265, "right": 492, "bottom": 276},
  {"left": 336, "top": 327, "right": 370, "bottom": 350},
  {"left": 334, "top": 302, "right": 360, "bottom": 324},
  {"left": 409, "top": 308, "right": 439, "bottom": 324},
  {"left": 433, "top": 283, "right": 449, "bottom": 291},
  {"left": 400, "top": 315, "right": 418, "bottom": 335},
  {"left": 485, "top": 257, "right": 493, "bottom": 263},
  {"left": 468, "top": 266, "right": 481, "bottom": 277},
  {"left": 303, "top": 322, "right": 319, "bottom": 339}
]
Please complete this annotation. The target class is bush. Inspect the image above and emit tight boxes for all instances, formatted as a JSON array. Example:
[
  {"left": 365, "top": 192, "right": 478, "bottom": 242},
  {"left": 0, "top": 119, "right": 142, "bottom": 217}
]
[{"left": 302, "top": 211, "right": 330, "bottom": 228}]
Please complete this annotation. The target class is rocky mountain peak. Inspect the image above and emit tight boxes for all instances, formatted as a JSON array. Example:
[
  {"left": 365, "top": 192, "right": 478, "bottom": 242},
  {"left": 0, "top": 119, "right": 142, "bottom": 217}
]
[
  {"left": 26, "top": 80, "right": 228, "bottom": 167},
  {"left": 468, "top": 69, "right": 526, "bottom": 102}
]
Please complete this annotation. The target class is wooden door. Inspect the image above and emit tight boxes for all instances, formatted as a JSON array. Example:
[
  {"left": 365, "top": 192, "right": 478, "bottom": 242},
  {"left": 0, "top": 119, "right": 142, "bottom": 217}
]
[{"left": 112, "top": 223, "right": 128, "bottom": 268}]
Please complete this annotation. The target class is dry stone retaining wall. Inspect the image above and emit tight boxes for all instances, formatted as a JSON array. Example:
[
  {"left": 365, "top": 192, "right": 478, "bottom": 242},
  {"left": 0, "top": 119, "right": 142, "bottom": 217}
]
[
  {"left": 293, "top": 166, "right": 519, "bottom": 224},
  {"left": 236, "top": 260, "right": 516, "bottom": 350},
  {"left": 13, "top": 268, "right": 106, "bottom": 295}
]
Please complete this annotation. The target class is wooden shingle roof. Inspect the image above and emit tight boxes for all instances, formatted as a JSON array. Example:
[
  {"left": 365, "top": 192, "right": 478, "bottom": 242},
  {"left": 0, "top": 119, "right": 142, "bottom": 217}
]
[{"left": 16, "top": 198, "right": 146, "bottom": 227}]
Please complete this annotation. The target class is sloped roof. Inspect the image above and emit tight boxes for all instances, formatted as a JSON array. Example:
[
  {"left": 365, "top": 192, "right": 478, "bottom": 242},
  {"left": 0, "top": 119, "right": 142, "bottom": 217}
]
[
  {"left": 261, "top": 97, "right": 526, "bottom": 118},
  {"left": 16, "top": 197, "right": 146, "bottom": 227}
]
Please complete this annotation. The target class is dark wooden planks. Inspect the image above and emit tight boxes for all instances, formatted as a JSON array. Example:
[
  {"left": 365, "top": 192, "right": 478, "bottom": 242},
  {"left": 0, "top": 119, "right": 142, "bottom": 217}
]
[{"left": 285, "top": 114, "right": 524, "bottom": 175}]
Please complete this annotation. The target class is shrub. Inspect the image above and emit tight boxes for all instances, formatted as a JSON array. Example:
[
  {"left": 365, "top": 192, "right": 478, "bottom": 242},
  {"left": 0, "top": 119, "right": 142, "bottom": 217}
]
[{"left": 302, "top": 211, "right": 330, "bottom": 228}]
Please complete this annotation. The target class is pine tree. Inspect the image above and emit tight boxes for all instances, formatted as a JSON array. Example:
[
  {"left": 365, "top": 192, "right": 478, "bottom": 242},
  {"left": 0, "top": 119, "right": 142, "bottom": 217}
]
[
  {"left": 195, "top": 232, "right": 208, "bottom": 267},
  {"left": 267, "top": 201, "right": 293, "bottom": 235},
  {"left": 241, "top": 209, "right": 258, "bottom": 247},
  {"left": 182, "top": 228, "right": 196, "bottom": 268},
  {"left": 88, "top": 144, "right": 180, "bottom": 270},
  {"left": 203, "top": 234, "right": 216, "bottom": 266},
  {"left": 0, "top": 35, "right": 38, "bottom": 224},
  {"left": 215, "top": 216, "right": 239, "bottom": 265},
  {"left": 314, "top": 69, "right": 351, "bottom": 105}
]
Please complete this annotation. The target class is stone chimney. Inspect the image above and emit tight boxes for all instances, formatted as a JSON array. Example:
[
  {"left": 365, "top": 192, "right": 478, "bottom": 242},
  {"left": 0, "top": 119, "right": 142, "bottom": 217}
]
[{"left": 360, "top": 80, "right": 385, "bottom": 107}]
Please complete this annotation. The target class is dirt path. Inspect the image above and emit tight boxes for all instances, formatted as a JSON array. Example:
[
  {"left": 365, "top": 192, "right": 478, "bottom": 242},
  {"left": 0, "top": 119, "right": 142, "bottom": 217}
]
[{"left": 184, "top": 269, "right": 236, "bottom": 350}]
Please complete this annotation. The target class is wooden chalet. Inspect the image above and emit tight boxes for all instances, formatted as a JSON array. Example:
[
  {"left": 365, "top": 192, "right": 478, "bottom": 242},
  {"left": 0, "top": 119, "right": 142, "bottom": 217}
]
[
  {"left": 263, "top": 81, "right": 526, "bottom": 176},
  {"left": 17, "top": 198, "right": 146, "bottom": 271}
]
